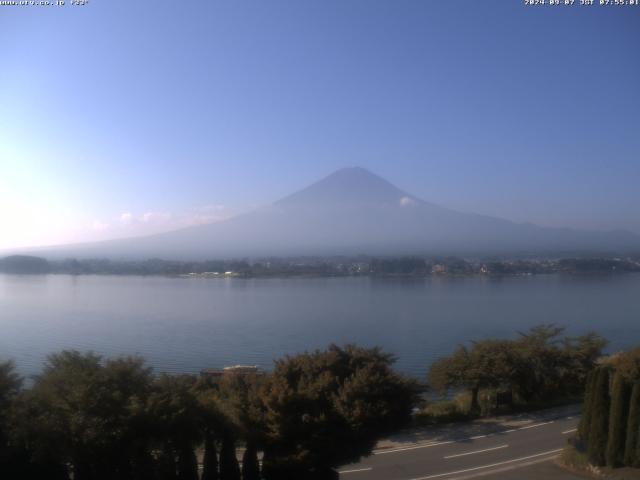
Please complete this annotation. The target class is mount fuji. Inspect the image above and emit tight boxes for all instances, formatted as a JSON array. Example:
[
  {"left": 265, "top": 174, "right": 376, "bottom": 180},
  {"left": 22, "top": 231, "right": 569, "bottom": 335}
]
[{"left": 29, "top": 167, "right": 640, "bottom": 259}]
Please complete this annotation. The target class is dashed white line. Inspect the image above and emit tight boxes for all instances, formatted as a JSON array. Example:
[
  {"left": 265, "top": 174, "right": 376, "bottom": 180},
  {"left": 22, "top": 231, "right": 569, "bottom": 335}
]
[
  {"left": 372, "top": 418, "right": 571, "bottom": 456},
  {"left": 410, "top": 448, "right": 564, "bottom": 480},
  {"left": 518, "top": 421, "right": 554, "bottom": 430},
  {"left": 444, "top": 444, "right": 509, "bottom": 459},
  {"left": 374, "top": 440, "right": 455, "bottom": 455},
  {"left": 339, "top": 467, "right": 373, "bottom": 474},
  {"left": 562, "top": 428, "right": 577, "bottom": 434},
  {"left": 373, "top": 420, "right": 555, "bottom": 455}
]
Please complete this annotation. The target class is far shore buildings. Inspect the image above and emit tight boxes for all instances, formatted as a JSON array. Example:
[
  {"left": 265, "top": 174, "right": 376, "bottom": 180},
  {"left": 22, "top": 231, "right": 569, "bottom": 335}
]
[
  {"left": 431, "top": 264, "right": 446, "bottom": 275},
  {"left": 200, "top": 365, "right": 262, "bottom": 379}
]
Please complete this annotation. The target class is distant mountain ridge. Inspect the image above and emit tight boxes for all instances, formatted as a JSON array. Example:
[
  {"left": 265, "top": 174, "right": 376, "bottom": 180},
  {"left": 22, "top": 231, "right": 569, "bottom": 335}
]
[{"left": 22, "top": 167, "right": 640, "bottom": 259}]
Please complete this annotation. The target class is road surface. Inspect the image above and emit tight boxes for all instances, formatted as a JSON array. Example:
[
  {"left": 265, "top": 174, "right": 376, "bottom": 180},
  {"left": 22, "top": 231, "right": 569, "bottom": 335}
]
[{"left": 339, "top": 413, "right": 579, "bottom": 480}]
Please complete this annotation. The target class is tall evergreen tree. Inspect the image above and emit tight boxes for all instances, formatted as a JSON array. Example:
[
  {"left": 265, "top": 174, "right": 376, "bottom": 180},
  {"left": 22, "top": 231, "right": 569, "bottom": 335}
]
[
  {"left": 588, "top": 367, "right": 611, "bottom": 466},
  {"left": 636, "top": 423, "right": 640, "bottom": 469},
  {"left": 624, "top": 383, "right": 640, "bottom": 467},
  {"left": 156, "top": 449, "right": 178, "bottom": 480},
  {"left": 219, "top": 434, "right": 241, "bottom": 480},
  {"left": 177, "top": 445, "right": 199, "bottom": 480},
  {"left": 606, "top": 372, "right": 631, "bottom": 467},
  {"left": 201, "top": 434, "right": 219, "bottom": 480},
  {"left": 241, "top": 442, "right": 260, "bottom": 480},
  {"left": 578, "top": 369, "right": 598, "bottom": 444}
]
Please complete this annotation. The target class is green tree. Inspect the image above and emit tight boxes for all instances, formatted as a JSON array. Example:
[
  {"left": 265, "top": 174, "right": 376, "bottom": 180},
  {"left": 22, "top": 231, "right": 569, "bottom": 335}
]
[
  {"left": 0, "top": 361, "right": 24, "bottom": 476},
  {"left": 10, "top": 351, "right": 157, "bottom": 480},
  {"left": 624, "top": 382, "right": 640, "bottom": 467},
  {"left": 606, "top": 372, "right": 631, "bottom": 467},
  {"left": 194, "top": 377, "right": 227, "bottom": 480},
  {"left": 429, "top": 340, "right": 517, "bottom": 414},
  {"left": 201, "top": 434, "right": 219, "bottom": 480},
  {"left": 146, "top": 374, "right": 204, "bottom": 480},
  {"left": 215, "top": 373, "right": 265, "bottom": 480},
  {"left": 219, "top": 434, "right": 241, "bottom": 480},
  {"left": 430, "top": 325, "right": 606, "bottom": 413},
  {"left": 19, "top": 352, "right": 155, "bottom": 480},
  {"left": 242, "top": 443, "right": 260, "bottom": 480},
  {"left": 613, "top": 347, "right": 640, "bottom": 382},
  {"left": 587, "top": 367, "right": 611, "bottom": 466},
  {"left": 177, "top": 445, "right": 199, "bottom": 480},
  {"left": 511, "top": 325, "right": 566, "bottom": 402},
  {"left": 260, "top": 344, "right": 418, "bottom": 479},
  {"left": 560, "top": 332, "right": 607, "bottom": 395},
  {"left": 156, "top": 450, "right": 178, "bottom": 480},
  {"left": 578, "top": 369, "right": 598, "bottom": 444}
]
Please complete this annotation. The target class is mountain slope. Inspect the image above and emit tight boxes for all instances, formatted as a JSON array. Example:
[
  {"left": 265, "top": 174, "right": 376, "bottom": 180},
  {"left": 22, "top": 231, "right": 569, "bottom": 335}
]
[{"left": 33, "top": 167, "right": 640, "bottom": 259}]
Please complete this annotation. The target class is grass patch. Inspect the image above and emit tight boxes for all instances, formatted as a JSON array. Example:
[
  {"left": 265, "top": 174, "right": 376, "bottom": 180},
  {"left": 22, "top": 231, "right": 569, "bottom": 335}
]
[
  {"left": 560, "top": 444, "right": 591, "bottom": 470},
  {"left": 413, "top": 392, "right": 475, "bottom": 426}
]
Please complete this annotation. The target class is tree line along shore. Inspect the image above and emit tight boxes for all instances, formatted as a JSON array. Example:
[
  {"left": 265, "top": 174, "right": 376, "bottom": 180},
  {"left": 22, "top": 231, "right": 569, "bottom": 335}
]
[
  {"left": 1, "top": 254, "right": 640, "bottom": 277},
  {"left": 2, "top": 324, "right": 633, "bottom": 480}
]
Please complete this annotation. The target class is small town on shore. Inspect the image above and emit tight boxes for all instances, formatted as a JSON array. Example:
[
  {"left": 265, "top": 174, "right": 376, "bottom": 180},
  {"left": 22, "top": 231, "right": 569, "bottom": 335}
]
[{"left": 1, "top": 254, "right": 640, "bottom": 278}]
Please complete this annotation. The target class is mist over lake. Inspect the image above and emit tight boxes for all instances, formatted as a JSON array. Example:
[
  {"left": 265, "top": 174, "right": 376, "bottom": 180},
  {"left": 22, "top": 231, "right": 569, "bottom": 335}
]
[{"left": 1, "top": 273, "right": 639, "bottom": 378}]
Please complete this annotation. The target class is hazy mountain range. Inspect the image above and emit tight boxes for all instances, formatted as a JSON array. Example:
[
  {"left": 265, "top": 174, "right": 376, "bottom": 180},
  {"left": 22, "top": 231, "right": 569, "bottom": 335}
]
[{"left": 21, "top": 168, "right": 640, "bottom": 259}]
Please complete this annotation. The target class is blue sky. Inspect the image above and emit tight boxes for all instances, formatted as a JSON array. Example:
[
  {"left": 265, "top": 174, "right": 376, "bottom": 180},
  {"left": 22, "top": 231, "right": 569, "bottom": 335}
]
[{"left": 1, "top": 0, "right": 639, "bottom": 249}]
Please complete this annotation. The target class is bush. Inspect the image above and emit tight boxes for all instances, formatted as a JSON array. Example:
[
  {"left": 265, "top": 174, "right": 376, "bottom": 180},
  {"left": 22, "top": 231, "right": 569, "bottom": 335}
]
[{"left": 560, "top": 444, "right": 590, "bottom": 470}]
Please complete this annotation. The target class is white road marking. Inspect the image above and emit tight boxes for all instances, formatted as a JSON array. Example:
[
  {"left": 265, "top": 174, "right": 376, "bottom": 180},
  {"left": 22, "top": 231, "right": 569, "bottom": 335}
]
[
  {"left": 444, "top": 444, "right": 509, "bottom": 459},
  {"left": 517, "top": 421, "right": 554, "bottom": 430},
  {"left": 339, "top": 467, "right": 373, "bottom": 474},
  {"left": 374, "top": 418, "right": 568, "bottom": 456},
  {"left": 410, "top": 448, "right": 564, "bottom": 480},
  {"left": 375, "top": 440, "right": 455, "bottom": 455},
  {"left": 562, "top": 428, "right": 577, "bottom": 434}
]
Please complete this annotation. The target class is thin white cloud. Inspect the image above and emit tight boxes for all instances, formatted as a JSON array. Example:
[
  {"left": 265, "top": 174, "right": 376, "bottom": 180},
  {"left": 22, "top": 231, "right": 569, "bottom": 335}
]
[
  {"left": 141, "top": 211, "right": 172, "bottom": 224},
  {"left": 85, "top": 205, "right": 234, "bottom": 242}
]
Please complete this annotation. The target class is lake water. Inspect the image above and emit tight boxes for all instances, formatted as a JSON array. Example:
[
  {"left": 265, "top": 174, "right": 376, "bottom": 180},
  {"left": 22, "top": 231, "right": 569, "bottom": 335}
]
[{"left": 1, "top": 273, "right": 639, "bottom": 379}]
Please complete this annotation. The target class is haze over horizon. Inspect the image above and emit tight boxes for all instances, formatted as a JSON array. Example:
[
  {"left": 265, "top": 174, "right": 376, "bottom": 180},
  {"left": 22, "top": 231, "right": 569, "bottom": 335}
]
[
  {"left": 6, "top": 166, "right": 636, "bottom": 260},
  {"left": 1, "top": 1, "right": 639, "bottom": 250}
]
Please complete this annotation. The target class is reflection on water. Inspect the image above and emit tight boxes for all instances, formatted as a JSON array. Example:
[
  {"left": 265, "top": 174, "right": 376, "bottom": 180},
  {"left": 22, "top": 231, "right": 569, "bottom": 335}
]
[{"left": 1, "top": 273, "right": 639, "bottom": 378}]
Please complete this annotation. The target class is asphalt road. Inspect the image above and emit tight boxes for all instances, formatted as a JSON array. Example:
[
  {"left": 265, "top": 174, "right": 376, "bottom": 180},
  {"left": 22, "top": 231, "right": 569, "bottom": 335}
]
[{"left": 338, "top": 414, "right": 579, "bottom": 480}]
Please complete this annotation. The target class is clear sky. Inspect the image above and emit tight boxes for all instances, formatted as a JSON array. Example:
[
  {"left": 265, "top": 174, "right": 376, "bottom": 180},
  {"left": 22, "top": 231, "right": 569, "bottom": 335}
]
[{"left": 1, "top": 0, "right": 639, "bottom": 249}]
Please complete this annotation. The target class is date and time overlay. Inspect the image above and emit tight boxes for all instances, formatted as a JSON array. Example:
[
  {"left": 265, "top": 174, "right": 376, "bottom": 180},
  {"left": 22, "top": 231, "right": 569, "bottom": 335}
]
[
  {"left": 1, "top": 0, "right": 640, "bottom": 7},
  {"left": 1, "top": 0, "right": 87, "bottom": 6}
]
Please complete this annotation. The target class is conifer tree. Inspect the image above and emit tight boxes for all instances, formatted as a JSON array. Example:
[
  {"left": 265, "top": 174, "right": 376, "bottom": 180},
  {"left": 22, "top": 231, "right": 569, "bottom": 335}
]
[
  {"left": 588, "top": 367, "right": 611, "bottom": 466},
  {"left": 177, "top": 445, "right": 199, "bottom": 480},
  {"left": 201, "top": 434, "right": 219, "bottom": 480},
  {"left": 624, "top": 383, "right": 640, "bottom": 467},
  {"left": 241, "top": 442, "right": 260, "bottom": 480},
  {"left": 219, "top": 435, "right": 241, "bottom": 480},
  {"left": 606, "top": 372, "right": 631, "bottom": 467},
  {"left": 578, "top": 369, "right": 598, "bottom": 444}
]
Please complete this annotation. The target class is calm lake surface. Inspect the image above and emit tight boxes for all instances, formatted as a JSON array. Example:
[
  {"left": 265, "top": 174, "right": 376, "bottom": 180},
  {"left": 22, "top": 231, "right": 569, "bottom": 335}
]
[{"left": 1, "top": 273, "right": 639, "bottom": 378}]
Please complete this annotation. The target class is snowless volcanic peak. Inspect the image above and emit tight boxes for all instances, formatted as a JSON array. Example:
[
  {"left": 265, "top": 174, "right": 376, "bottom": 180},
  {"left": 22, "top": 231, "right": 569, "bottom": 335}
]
[
  {"left": 276, "top": 167, "right": 420, "bottom": 209},
  {"left": 22, "top": 167, "right": 640, "bottom": 259}
]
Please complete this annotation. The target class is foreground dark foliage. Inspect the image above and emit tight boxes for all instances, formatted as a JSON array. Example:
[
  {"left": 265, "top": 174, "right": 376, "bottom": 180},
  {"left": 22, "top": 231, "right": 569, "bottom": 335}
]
[
  {"left": 0, "top": 344, "right": 417, "bottom": 479},
  {"left": 260, "top": 345, "right": 419, "bottom": 478},
  {"left": 578, "top": 347, "right": 640, "bottom": 468},
  {"left": 428, "top": 325, "right": 606, "bottom": 414}
]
